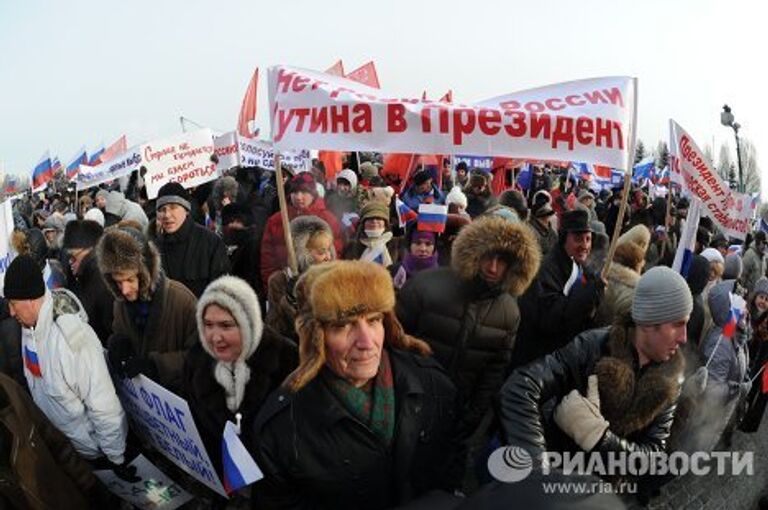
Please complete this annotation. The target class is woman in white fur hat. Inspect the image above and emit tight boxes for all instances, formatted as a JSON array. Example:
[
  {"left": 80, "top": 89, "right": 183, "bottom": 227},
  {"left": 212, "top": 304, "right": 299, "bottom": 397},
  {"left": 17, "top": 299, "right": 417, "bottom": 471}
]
[{"left": 182, "top": 275, "right": 297, "bottom": 494}]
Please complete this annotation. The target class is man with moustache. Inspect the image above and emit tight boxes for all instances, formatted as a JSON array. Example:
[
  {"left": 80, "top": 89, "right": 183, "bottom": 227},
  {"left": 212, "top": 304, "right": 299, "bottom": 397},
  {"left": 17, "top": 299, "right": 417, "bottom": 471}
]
[{"left": 512, "top": 209, "right": 606, "bottom": 368}]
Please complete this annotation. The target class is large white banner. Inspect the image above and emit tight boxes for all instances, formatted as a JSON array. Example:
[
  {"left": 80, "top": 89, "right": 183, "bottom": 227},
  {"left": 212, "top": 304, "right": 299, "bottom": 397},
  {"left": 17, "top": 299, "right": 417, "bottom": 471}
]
[
  {"left": 268, "top": 65, "right": 637, "bottom": 170},
  {"left": 143, "top": 129, "right": 219, "bottom": 199},
  {"left": 669, "top": 120, "right": 754, "bottom": 240},
  {"left": 76, "top": 147, "right": 143, "bottom": 191},
  {"left": 0, "top": 200, "right": 15, "bottom": 294},
  {"left": 118, "top": 375, "right": 227, "bottom": 497},
  {"left": 214, "top": 131, "right": 311, "bottom": 171}
]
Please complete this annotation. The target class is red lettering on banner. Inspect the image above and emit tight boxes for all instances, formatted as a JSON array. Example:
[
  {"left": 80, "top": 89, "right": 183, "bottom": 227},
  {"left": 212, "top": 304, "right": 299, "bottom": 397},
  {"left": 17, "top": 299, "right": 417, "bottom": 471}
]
[
  {"left": 565, "top": 95, "right": 586, "bottom": 107},
  {"left": 292, "top": 76, "right": 310, "bottom": 92},
  {"left": 551, "top": 116, "right": 575, "bottom": 150},
  {"left": 352, "top": 104, "right": 372, "bottom": 133},
  {"left": 612, "top": 121, "right": 624, "bottom": 150},
  {"left": 275, "top": 68, "right": 295, "bottom": 94},
  {"left": 499, "top": 100, "right": 521, "bottom": 110},
  {"left": 452, "top": 108, "right": 477, "bottom": 145},
  {"left": 545, "top": 98, "right": 566, "bottom": 111},
  {"left": 575, "top": 117, "right": 594, "bottom": 145},
  {"left": 330, "top": 105, "right": 350, "bottom": 133},
  {"left": 524, "top": 101, "right": 545, "bottom": 113},
  {"left": 329, "top": 87, "right": 355, "bottom": 99},
  {"left": 293, "top": 108, "right": 310, "bottom": 131},
  {"left": 310, "top": 108, "right": 328, "bottom": 132},
  {"left": 529, "top": 114, "right": 552, "bottom": 139},
  {"left": 603, "top": 88, "right": 624, "bottom": 107},
  {"left": 503, "top": 111, "right": 527, "bottom": 137},
  {"left": 584, "top": 90, "right": 607, "bottom": 105},
  {"left": 439, "top": 108, "right": 450, "bottom": 133},
  {"left": 388, "top": 104, "right": 407, "bottom": 132},
  {"left": 420, "top": 107, "right": 432, "bottom": 132},
  {"left": 144, "top": 145, "right": 176, "bottom": 162},
  {"left": 594, "top": 118, "right": 613, "bottom": 147},
  {"left": 274, "top": 109, "right": 293, "bottom": 142},
  {"left": 478, "top": 108, "right": 501, "bottom": 135}
]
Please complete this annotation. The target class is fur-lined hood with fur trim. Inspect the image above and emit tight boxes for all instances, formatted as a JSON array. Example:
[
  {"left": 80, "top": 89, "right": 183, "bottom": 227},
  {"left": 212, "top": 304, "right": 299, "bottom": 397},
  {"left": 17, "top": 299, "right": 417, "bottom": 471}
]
[
  {"left": 96, "top": 227, "right": 162, "bottom": 301},
  {"left": 450, "top": 215, "right": 540, "bottom": 296},
  {"left": 291, "top": 215, "right": 335, "bottom": 274}
]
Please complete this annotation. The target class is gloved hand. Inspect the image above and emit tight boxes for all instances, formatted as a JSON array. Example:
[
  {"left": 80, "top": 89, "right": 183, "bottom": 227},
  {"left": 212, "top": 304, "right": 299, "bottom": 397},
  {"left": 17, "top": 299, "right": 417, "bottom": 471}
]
[
  {"left": 107, "top": 334, "right": 134, "bottom": 379},
  {"left": 124, "top": 356, "right": 158, "bottom": 381},
  {"left": 554, "top": 375, "right": 609, "bottom": 451},
  {"left": 690, "top": 366, "right": 709, "bottom": 395},
  {"left": 111, "top": 462, "right": 141, "bottom": 484}
]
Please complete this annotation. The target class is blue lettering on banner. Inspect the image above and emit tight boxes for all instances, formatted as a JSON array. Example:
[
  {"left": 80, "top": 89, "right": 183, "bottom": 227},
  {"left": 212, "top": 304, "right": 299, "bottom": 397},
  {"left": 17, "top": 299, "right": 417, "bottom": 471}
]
[{"left": 455, "top": 154, "right": 493, "bottom": 170}]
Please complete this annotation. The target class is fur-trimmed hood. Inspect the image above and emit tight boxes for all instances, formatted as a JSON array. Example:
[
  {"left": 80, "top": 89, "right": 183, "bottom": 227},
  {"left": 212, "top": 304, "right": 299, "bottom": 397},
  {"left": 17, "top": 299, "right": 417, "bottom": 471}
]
[
  {"left": 291, "top": 215, "right": 335, "bottom": 274},
  {"left": 595, "top": 315, "right": 685, "bottom": 437},
  {"left": 605, "top": 261, "right": 640, "bottom": 290},
  {"left": 96, "top": 227, "right": 162, "bottom": 301},
  {"left": 450, "top": 215, "right": 540, "bottom": 296}
]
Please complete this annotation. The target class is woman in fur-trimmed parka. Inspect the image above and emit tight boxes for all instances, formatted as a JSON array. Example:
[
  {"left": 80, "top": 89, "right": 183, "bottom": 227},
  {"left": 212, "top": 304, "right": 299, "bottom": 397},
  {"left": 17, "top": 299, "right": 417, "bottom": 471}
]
[{"left": 396, "top": 215, "right": 540, "bottom": 448}]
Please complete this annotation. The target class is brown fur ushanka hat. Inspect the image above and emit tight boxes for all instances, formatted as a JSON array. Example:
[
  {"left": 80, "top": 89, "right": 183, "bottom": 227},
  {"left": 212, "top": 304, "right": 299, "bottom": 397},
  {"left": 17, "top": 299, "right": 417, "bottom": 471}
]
[{"left": 96, "top": 226, "right": 162, "bottom": 301}]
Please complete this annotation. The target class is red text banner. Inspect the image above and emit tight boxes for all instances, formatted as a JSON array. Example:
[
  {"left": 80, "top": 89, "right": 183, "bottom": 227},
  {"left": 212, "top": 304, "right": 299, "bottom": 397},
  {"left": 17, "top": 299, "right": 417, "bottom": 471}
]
[
  {"left": 670, "top": 119, "right": 752, "bottom": 240},
  {"left": 268, "top": 65, "right": 636, "bottom": 170},
  {"left": 144, "top": 129, "right": 218, "bottom": 199}
]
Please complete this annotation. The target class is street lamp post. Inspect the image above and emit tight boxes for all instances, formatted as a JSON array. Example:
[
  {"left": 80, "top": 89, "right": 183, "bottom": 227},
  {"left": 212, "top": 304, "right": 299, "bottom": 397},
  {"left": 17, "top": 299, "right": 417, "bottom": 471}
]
[{"left": 720, "top": 104, "right": 744, "bottom": 193}]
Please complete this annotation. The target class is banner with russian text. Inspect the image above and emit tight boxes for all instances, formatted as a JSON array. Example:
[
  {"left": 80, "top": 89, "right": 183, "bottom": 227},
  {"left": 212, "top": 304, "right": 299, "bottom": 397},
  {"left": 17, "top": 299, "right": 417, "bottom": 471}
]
[
  {"left": 214, "top": 131, "right": 311, "bottom": 171},
  {"left": 76, "top": 147, "right": 142, "bottom": 191},
  {"left": 268, "top": 65, "right": 636, "bottom": 170},
  {"left": 144, "top": 129, "right": 218, "bottom": 199},
  {"left": 669, "top": 120, "right": 752, "bottom": 240}
]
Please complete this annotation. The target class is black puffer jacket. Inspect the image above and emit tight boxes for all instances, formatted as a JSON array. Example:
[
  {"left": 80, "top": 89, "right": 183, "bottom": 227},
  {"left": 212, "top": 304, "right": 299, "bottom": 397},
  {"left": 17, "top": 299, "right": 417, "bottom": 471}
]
[
  {"left": 513, "top": 242, "right": 604, "bottom": 369},
  {"left": 182, "top": 328, "right": 297, "bottom": 477},
  {"left": 500, "top": 320, "right": 684, "bottom": 462},
  {"left": 0, "top": 299, "right": 25, "bottom": 389},
  {"left": 67, "top": 251, "right": 114, "bottom": 345},
  {"left": 154, "top": 215, "right": 231, "bottom": 297},
  {"left": 396, "top": 216, "right": 540, "bottom": 443},
  {"left": 253, "top": 348, "right": 457, "bottom": 510}
]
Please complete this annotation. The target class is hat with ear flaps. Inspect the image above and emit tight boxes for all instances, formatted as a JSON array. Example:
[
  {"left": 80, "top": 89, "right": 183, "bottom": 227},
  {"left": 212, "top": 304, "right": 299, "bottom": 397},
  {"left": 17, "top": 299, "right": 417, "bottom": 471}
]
[
  {"left": 95, "top": 226, "right": 162, "bottom": 301},
  {"left": 287, "top": 260, "right": 429, "bottom": 392},
  {"left": 196, "top": 275, "right": 264, "bottom": 413},
  {"left": 290, "top": 215, "right": 336, "bottom": 273}
]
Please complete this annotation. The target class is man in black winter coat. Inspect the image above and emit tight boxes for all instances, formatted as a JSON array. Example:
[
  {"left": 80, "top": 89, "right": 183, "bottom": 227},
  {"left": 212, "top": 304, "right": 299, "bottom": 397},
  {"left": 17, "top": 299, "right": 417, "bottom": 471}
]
[
  {"left": 499, "top": 266, "right": 691, "bottom": 501},
  {"left": 153, "top": 182, "right": 231, "bottom": 297},
  {"left": 397, "top": 216, "right": 540, "bottom": 469},
  {"left": 513, "top": 209, "right": 605, "bottom": 369}
]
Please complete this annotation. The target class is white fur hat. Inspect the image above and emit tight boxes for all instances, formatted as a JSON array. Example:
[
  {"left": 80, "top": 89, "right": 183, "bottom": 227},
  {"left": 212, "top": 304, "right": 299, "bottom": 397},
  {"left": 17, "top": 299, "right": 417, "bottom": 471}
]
[
  {"left": 445, "top": 186, "right": 468, "bottom": 209},
  {"left": 196, "top": 275, "right": 264, "bottom": 412}
]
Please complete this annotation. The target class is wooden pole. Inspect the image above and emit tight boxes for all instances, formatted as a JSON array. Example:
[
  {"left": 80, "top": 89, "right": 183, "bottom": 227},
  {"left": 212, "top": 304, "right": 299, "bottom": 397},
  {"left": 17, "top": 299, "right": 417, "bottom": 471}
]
[
  {"left": 660, "top": 184, "right": 674, "bottom": 259},
  {"left": 275, "top": 154, "right": 298, "bottom": 276},
  {"left": 601, "top": 78, "right": 639, "bottom": 281}
]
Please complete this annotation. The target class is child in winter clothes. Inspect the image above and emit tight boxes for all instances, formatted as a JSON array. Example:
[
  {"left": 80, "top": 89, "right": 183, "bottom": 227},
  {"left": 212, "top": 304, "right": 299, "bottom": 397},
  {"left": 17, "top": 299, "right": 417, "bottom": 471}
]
[{"left": 741, "top": 277, "right": 768, "bottom": 432}]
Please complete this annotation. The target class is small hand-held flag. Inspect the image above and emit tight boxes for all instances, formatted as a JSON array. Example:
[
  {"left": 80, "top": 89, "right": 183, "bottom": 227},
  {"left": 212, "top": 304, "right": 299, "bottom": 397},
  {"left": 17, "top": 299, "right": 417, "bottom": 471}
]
[
  {"left": 395, "top": 196, "right": 417, "bottom": 228},
  {"left": 222, "top": 419, "right": 263, "bottom": 494},
  {"left": 417, "top": 204, "right": 447, "bottom": 233}
]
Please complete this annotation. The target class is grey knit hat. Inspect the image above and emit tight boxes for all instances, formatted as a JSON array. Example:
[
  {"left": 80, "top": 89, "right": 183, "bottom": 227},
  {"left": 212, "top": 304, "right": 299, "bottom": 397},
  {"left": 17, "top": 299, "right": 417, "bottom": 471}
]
[
  {"left": 754, "top": 277, "right": 768, "bottom": 297},
  {"left": 631, "top": 266, "right": 693, "bottom": 325}
]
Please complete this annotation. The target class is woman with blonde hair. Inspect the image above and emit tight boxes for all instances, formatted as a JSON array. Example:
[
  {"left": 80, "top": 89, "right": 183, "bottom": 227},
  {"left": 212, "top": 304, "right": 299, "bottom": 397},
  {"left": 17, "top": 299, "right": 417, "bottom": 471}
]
[{"left": 253, "top": 261, "right": 458, "bottom": 510}]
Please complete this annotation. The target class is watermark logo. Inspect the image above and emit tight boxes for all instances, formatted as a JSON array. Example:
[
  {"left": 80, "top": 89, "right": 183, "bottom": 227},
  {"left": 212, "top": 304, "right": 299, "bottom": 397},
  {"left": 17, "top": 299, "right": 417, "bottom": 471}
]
[{"left": 487, "top": 445, "right": 533, "bottom": 482}]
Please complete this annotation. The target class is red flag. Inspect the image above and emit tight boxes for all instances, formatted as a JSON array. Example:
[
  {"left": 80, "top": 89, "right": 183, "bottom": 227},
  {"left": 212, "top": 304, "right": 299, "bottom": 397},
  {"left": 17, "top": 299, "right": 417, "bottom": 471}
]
[
  {"left": 98, "top": 135, "right": 127, "bottom": 164},
  {"left": 383, "top": 153, "right": 416, "bottom": 191},
  {"left": 325, "top": 60, "right": 345, "bottom": 76},
  {"left": 439, "top": 90, "right": 453, "bottom": 103},
  {"left": 319, "top": 151, "right": 343, "bottom": 181},
  {"left": 421, "top": 90, "right": 428, "bottom": 101},
  {"left": 762, "top": 361, "right": 768, "bottom": 394},
  {"left": 346, "top": 61, "right": 380, "bottom": 89},
  {"left": 237, "top": 68, "right": 259, "bottom": 138},
  {"left": 593, "top": 165, "right": 612, "bottom": 179}
]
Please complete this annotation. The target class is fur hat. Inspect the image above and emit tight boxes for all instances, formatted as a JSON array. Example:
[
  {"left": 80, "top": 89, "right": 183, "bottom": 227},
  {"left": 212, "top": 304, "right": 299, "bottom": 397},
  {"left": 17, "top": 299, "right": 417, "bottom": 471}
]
[
  {"left": 617, "top": 225, "right": 651, "bottom": 254},
  {"left": 451, "top": 215, "right": 540, "bottom": 296},
  {"left": 336, "top": 169, "right": 358, "bottom": 191},
  {"left": 221, "top": 203, "right": 253, "bottom": 227},
  {"left": 287, "top": 260, "right": 430, "bottom": 392},
  {"left": 84, "top": 207, "right": 105, "bottom": 227},
  {"left": 359, "top": 161, "right": 379, "bottom": 181},
  {"left": 96, "top": 227, "right": 161, "bottom": 301},
  {"left": 359, "top": 201, "right": 390, "bottom": 226},
  {"left": 196, "top": 275, "right": 264, "bottom": 412},
  {"left": 445, "top": 186, "right": 468, "bottom": 210},
  {"left": 468, "top": 170, "right": 488, "bottom": 189},
  {"left": 613, "top": 241, "right": 645, "bottom": 271},
  {"left": 212, "top": 176, "right": 239, "bottom": 207},
  {"left": 63, "top": 220, "right": 103, "bottom": 250},
  {"left": 499, "top": 190, "right": 529, "bottom": 220},
  {"left": 291, "top": 215, "right": 336, "bottom": 273}
]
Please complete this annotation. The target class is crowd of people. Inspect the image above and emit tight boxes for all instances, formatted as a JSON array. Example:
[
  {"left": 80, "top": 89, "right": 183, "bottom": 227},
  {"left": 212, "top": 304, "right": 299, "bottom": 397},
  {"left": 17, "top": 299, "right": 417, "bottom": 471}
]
[{"left": 1, "top": 155, "right": 767, "bottom": 509}]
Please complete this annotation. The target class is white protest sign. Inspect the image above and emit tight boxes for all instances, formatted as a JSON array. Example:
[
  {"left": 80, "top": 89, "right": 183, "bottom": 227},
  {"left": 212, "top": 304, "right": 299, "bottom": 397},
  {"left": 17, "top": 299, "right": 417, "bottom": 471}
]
[
  {"left": 0, "top": 200, "right": 15, "bottom": 293},
  {"left": 269, "top": 65, "right": 636, "bottom": 170},
  {"left": 94, "top": 454, "right": 193, "bottom": 510},
  {"left": 214, "top": 131, "right": 311, "bottom": 171},
  {"left": 143, "top": 129, "right": 218, "bottom": 199},
  {"left": 669, "top": 120, "right": 752, "bottom": 240},
  {"left": 76, "top": 147, "right": 142, "bottom": 191},
  {"left": 118, "top": 375, "right": 227, "bottom": 497}
]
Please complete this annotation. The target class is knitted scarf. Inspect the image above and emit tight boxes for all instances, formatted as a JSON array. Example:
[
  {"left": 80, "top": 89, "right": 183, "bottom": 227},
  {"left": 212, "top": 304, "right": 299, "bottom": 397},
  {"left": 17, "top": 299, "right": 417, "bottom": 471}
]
[
  {"left": 325, "top": 349, "right": 395, "bottom": 445},
  {"left": 359, "top": 232, "right": 394, "bottom": 267},
  {"left": 401, "top": 251, "right": 439, "bottom": 276}
]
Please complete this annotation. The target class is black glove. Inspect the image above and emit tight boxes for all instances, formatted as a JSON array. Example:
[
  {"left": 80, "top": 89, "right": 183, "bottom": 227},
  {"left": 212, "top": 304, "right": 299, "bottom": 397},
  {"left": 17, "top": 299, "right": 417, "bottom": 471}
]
[
  {"left": 124, "top": 356, "right": 158, "bottom": 381},
  {"left": 111, "top": 462, "right": 141, "bottom": 484},
  {"left": 107, "top": 334, "right": 134, "bottom": 379}
]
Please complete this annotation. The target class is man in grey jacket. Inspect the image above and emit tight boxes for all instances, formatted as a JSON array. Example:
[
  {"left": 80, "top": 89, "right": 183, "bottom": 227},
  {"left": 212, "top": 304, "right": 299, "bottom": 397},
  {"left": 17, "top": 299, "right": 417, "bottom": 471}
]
[{"left": 743, "top": 231, "right": 767, "bottom": 295}]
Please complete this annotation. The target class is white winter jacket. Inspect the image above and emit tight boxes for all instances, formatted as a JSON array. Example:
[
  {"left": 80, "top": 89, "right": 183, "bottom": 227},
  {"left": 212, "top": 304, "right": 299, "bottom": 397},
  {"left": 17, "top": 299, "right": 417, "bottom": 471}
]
[{"left": 22, "top": 289, "right": 127, "bottom": 464}]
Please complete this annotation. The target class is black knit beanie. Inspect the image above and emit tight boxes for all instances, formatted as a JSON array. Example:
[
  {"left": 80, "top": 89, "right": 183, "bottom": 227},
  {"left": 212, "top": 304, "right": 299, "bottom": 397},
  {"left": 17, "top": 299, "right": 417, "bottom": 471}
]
[{"left": 3, "top": 255, "right": 45, "bottom": 300}]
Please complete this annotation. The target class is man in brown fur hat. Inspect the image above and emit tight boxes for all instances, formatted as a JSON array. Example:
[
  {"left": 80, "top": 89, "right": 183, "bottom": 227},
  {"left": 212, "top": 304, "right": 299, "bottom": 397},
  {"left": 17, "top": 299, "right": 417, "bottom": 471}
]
[{"left": 499, "top": 266, "right": 692, "bottom": 501}]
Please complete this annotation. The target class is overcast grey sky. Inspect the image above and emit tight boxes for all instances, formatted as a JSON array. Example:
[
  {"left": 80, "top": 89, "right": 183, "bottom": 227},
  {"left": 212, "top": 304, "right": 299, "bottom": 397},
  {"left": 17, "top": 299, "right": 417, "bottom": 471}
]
[{"left": 1, "top": 0, "right": 766, "bottom": 196}]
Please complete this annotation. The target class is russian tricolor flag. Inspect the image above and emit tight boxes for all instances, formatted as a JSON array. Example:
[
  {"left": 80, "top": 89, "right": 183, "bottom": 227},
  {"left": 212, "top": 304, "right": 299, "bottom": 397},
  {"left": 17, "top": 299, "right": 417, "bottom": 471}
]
[
  {"left": 632, "top": 157, "right": 655, "bottom": 182},
  {"left": 24, "top": 345, "right": 42, "bottom": 378},
  {"left": 516, "top": 163, "right": 533, "bottom": 190},
  {"left": 221, "top": 421, "right": 262, "bottom": 494},
  {"left": 417, "top": 203, "right": 448, "bottom": 233},
  {"left": 395, "top": 196, "right": 417, "bottom": 228},
  {"left": 722, "top": 293, "right": 746, "bottom": 339},
  {"left": 31, "top": 152, "right": 54, "bottom": 191},
  {"left": 66, "top": 146, "right": 88, "bottom": 179},
  {"left": 88, "top": 145, "right": 105, "bottom": 166},
  {"left": 51, "top": 157, "right": 62, "bottom": 174}
]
